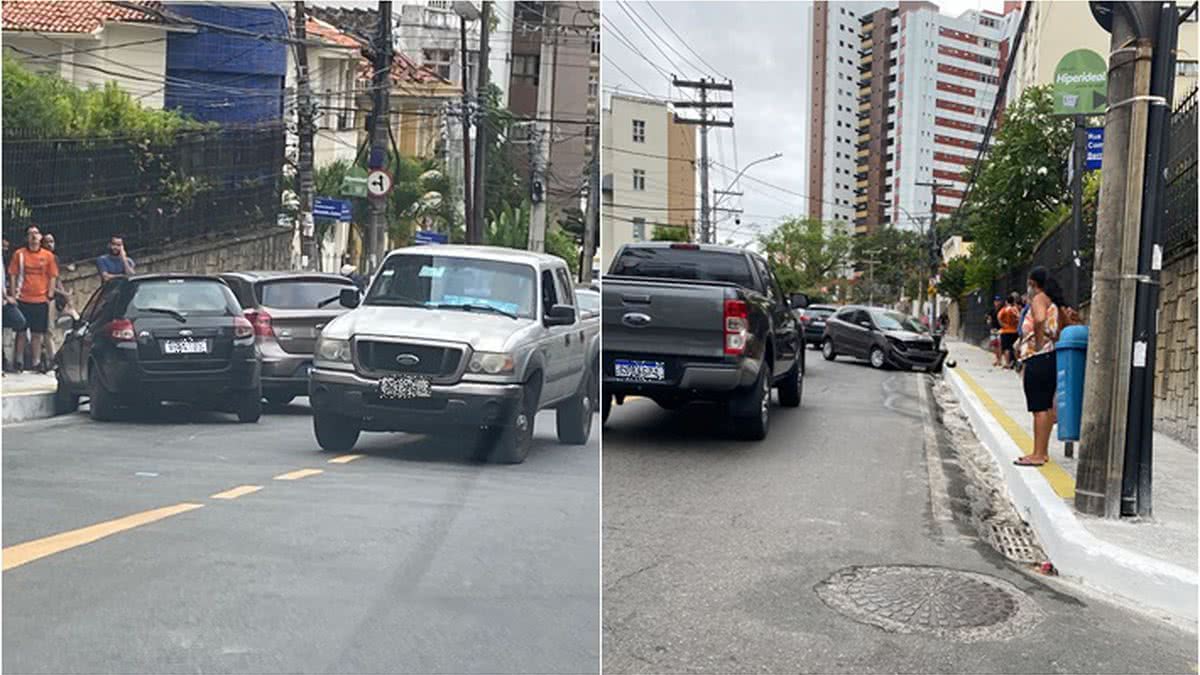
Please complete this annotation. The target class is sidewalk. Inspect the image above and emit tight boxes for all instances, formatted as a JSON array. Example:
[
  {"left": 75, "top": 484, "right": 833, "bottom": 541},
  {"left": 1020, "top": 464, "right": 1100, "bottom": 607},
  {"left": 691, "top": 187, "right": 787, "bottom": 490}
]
[
  {"left": 2, "top": 371, "right": 59, "bottom": 424},
  {"left": 943, "top": 339, "right": 1198, "bottom": 621}
]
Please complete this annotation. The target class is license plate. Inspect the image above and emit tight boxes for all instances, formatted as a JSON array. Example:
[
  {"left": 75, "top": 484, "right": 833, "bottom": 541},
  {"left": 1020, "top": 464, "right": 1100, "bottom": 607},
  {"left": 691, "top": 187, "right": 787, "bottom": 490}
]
[
  {"left": 378, "top": 374, "right": 432, "bottom": 400},
  {"left": 162, "top": 339, "right": 208, "bottom": 355},
  {"left": 614, "top": 359, "right": 666, "bottom": 382}
]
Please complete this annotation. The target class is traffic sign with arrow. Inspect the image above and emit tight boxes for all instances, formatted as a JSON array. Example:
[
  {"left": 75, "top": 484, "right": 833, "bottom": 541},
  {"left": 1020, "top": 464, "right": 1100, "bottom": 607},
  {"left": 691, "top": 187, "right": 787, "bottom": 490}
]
[{"left": 366, "top": 169, "right": 393, "bottom": 198}]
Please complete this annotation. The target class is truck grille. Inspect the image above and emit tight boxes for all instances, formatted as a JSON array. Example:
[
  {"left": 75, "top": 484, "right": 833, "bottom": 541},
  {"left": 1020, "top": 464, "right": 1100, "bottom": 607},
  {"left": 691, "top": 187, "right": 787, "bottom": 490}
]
[{"left": 356, "top": 340, "right": 464, "bottom": 379}]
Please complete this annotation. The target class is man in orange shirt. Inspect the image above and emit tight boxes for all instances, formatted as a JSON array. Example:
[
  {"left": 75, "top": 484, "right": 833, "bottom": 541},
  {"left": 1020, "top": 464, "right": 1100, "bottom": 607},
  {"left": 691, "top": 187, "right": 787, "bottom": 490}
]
[
  {"left": 998, "top": 292, "right": 1021, "bottom": 368},
  {"left": 7, "top": 225, "right": 59, "bottom": 373}
]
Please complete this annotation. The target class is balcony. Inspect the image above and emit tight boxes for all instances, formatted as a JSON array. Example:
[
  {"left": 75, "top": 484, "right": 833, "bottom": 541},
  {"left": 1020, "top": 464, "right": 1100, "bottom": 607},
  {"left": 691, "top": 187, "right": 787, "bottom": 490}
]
[
  {"left": 856, "top": 208, "right": 868, "bottom": 219},
  {"left": 858, "top": 101, "right": 871, "bottom": 113},
  {"left": 859, "top": 85, "right": 871, "bottom": 97},
  {"left": 860, "top": 21, "right": 874, "bottom": 34},
  {"left": 856, "top": 178, "right": 868, "bottom": 189},
  {"left": 860, "top": 54, "right": 874, "bottom": 68},
  {"left": 858, "top": 116, "right": 870, "bottom": 129},
  {"left": 856, "top": 148, "right": 869, "bottom": 159}
]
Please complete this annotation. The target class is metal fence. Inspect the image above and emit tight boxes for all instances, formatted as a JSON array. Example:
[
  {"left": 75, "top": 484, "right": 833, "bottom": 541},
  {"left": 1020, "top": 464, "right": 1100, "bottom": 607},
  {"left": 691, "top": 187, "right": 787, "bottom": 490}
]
[
  {"left": 959, "top": 86, "right": 1197, "bottom": 346},
  {"left": 2, "top": 123, "right": 285, "bottom": 265}
]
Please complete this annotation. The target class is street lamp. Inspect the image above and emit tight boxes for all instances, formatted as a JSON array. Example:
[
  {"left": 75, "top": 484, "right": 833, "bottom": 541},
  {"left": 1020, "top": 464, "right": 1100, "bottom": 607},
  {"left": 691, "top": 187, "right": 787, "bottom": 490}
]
[{"left": 710, "top": 153, "right": 783, "bottom": 243}]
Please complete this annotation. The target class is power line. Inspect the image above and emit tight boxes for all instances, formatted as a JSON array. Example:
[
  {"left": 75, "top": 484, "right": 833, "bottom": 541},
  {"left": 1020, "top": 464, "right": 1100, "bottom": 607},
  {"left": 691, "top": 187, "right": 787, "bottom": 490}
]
[
  {"left": 616, "top": 0, "right": 691, "bottom": 78},
  {"left": 644, "top": 2, "right": 728, "bottom": 81}
]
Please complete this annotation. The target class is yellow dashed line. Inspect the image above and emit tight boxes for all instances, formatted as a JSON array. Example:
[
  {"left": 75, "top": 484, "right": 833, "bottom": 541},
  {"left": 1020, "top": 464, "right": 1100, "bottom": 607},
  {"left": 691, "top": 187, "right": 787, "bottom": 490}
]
[
  {"left": 327, "top": 454, "right": 364, "bottom": 464},
  {"left": 2, "top": 503, "right": 204, "bottom": 571},
  {"left": 273, "top": 468, "right": 324, "bottom": 481},
  {"left": 210, "top": 485, "right": 262, "bottom": 500},
  {"left": 956, "top": 368, "right": 1076, "bottom": 499}
]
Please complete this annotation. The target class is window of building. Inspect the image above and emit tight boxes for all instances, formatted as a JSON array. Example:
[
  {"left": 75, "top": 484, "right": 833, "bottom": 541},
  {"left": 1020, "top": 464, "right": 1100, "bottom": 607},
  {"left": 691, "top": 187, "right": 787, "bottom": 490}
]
[
  {"left": 1177, "top": 60, "right": 1199, "bottom": 76},
  {"left": 632, "top": 119, "right": 646, "bottom": 143},
  {"left": 422, "top": 49, "right": 454, "bottom": 80},
  {"left": 632, "top": 217, "right": 646, "bottom": 241},
  {"left": 588, "top": 73, "right": 598, "bottom": 98},
  {"left": 591, "top": 32, "right": 600, "bottom": 54},
  {"left": 633, "top": 169, "right": 646, "bottom": 191},
  {"left": 512, "top": 54, "right": 540, "bottom": 83}
]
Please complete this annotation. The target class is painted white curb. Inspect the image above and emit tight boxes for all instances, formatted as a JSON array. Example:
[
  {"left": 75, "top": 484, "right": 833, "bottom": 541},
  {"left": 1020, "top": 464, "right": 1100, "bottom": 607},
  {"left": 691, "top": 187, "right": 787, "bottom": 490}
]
[
  {"left": 2, "top": 390, "right": 57, "bottom": 424},
  {"left": 945, "top": 366, "right": 1198, "bottom": 622}
]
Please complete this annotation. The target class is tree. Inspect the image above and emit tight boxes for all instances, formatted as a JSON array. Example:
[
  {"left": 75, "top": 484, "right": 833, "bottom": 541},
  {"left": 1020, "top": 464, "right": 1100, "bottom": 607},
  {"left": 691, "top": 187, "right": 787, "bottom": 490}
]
[
  {"left": 851, "top": 227, "right": 925, "bottom": 304},
  {"left": 487, "top": 200, "right": 579, "bottom": 276},
  {"left": 480, "top": 83, "right": 525, "bottom": 223},
  {"left": 937, "top": 257, "right": 970, "bottom": 301},
  {"left": 651, "top": 225, "right": 690, "bottom": 242},
  {"left": 757, "top": 218, "right": 852, "bottom": 294}
]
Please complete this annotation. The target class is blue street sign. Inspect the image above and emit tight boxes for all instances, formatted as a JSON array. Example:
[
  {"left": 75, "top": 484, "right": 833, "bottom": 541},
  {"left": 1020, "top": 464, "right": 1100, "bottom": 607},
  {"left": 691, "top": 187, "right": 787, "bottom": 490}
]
[
  {"left": 313, "top": 196, "right": 352, "bottom": 222},
  {"left": 414, "top": 230, "right": 448, "bottom": 245},
  {"left": 1085, "top": 127, "right": 1103, "bottom": 170}
]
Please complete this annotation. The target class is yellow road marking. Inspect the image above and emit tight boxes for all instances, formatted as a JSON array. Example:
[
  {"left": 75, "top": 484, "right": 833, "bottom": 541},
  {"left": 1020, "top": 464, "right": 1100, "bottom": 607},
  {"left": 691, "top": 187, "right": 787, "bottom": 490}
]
[
  {"left": 273, "top": 468, "right": 323, "bottom": 481},
  {"left": 327, "top": 454, "right": 364, "bottom": 464},
  {"left": 2, "top": 503, "right": 204, "bottom": 571},
  {"left": 956, "top": 368, "right": 1076, "bottom": 499},
  {"left": 210, "top": 485, "right": 262, "bottom": 500}
]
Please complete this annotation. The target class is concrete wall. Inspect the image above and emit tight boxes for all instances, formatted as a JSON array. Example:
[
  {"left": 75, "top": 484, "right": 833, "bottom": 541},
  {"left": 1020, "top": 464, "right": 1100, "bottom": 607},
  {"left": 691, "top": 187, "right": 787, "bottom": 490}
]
[{"left": 1153, "top": 249, "right": 1198, "bottom": 446}]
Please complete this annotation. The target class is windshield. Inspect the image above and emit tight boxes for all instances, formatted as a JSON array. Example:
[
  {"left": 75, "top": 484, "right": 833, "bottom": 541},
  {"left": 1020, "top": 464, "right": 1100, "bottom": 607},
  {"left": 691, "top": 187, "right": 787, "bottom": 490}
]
[
  {"left": 258, "top": 280, "right": 354, "bottom": 309},
  {"left": 611, "top": 247, "right": 755, "bottom": 288},
  {"left": 576, "top": 290, "right": 599, "bottom": 313},
  {"left": 871, "top": 310, "right": 925, "bottom": 333},
  {"left": 129, "top": 280, "right": 240, "bottom": 317},
  {"left": 364, "top": 254, "right": 537, "bottom": 319},
  {"left": 807, "top": 307, "right": 835, "bottom": 319}
]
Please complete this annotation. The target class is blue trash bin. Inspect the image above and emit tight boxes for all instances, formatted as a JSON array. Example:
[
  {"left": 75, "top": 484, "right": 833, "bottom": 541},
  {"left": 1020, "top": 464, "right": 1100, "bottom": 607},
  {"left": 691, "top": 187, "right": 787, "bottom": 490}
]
[{"left": 1055, "top": 325, "right": 1089, "bottom": 441}]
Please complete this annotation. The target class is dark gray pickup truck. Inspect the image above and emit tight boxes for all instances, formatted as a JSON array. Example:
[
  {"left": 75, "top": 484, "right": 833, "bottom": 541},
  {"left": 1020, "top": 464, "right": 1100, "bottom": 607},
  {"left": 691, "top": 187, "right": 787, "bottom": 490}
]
[{"left": 601, "top": 242, "right": 807, "bottom": 440}]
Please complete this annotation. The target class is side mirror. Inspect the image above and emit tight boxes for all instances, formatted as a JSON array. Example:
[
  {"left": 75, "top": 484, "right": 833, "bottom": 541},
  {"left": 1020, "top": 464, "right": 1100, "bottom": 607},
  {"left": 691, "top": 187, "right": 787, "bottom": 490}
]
[
  {"left": 544, "top": 304, "right": 576, "bottom": 326},
  {"left": 340, "top": 287, "right": 361, "bottom": 309},
  {"left": 790, "top": 293, "right": 810, "bottom": 309}
]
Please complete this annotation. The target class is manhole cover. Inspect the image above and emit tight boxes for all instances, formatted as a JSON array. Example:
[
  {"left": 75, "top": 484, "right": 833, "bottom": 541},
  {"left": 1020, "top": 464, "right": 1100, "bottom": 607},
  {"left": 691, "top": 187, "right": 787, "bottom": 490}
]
[{"left": 815, "top": 565, "right": 1044, "bottom": 642}]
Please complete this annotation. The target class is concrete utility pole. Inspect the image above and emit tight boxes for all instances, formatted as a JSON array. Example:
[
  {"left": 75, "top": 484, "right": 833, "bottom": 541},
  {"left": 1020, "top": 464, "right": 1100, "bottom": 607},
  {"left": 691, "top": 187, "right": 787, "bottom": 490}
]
[
  {"left": 915, "top": 180, "right": 950, "bottom": 328},
  {"left": 673, "top": 78, "right": 733, "bottom": 243},
  {"left": 1076, "top": 1, "right": 1157, "bottom": 518},
  {"left": 459, "top": 11, "right": 473, "bottom": 240},
  {"left": 471, "top": 0, "right": 491, "bottom": 243},
  {"left": 366, "top": 0, "right": 393, "bottom": 272},
  {"left": 294, "top": 1, "right": 317, "bottom": 271},
  {"left": 582, "top": 121, "right": 599, "bottom": 283},
  {"left": 528, "top": 5, "right": 556, "bottom": 253}
]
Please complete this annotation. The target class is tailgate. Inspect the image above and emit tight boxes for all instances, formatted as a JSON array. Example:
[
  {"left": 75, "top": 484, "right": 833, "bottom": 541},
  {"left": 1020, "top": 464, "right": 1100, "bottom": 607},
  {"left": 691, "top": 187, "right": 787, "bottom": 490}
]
[
  {"left": 264, "top": 308, "right": 345, "bottom": 355},
  {"left": 602, "top": 279, "right": 728, "bottom": 358}
]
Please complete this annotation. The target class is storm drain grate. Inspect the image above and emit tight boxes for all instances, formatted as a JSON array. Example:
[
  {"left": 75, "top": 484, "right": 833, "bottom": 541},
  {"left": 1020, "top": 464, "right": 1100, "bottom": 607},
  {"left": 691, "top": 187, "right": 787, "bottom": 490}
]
[
  {"left": 986, "top": 523, "right": 1042, "bottom": 564},
  {"left": 815, "top": 565, "right": 1045, "bottom": 643}
]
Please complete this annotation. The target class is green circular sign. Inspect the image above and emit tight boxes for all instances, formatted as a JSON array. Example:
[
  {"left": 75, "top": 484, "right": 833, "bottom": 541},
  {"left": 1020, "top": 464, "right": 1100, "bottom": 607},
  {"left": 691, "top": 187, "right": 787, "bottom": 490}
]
[{"left": 1054, "top": 49, "right": 1107, "bottom": 115}]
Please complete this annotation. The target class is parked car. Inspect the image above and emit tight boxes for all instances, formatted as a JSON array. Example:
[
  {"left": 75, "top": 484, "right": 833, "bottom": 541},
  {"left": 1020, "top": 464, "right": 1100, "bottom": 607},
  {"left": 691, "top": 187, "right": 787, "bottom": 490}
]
[
  {"left": 575, "top": 287, "right": 599, "bottom": 318},
  {"left": 821, "top": 305, "right": 947, "bottom": 372},
  {"left": 220, "top": 271, "right": 358, "bottom": 406},
  {"left": 53, "top": 274, "right": 262, "bottom": 422},
  {"left": 308, "top": 245, "right": 601, "bottom": 463},
  {"left": 798, "top": 304, "right": 838, "bottom": 346},
  {"left": 602, "top": 242, "right": 806, "bottom": 441}
]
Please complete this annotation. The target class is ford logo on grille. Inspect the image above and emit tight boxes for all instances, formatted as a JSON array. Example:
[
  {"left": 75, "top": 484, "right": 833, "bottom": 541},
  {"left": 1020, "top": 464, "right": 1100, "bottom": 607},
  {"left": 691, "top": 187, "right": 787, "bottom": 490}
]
[{"left": 395, "top": 353, "right": 421, "bottom": 367}]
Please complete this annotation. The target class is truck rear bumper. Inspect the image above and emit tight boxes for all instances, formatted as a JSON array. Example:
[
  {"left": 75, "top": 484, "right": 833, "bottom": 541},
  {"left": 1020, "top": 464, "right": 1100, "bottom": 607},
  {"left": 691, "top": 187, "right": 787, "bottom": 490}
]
[{"left": 602, "top": 353, "right": 761, "bottom": 398}]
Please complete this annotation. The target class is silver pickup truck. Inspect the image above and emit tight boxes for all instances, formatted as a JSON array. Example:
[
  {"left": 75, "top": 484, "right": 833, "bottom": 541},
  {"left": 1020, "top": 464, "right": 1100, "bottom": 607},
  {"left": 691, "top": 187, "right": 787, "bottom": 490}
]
[{"left": 309, "top": 245, "right": 600, "bottom": 464}]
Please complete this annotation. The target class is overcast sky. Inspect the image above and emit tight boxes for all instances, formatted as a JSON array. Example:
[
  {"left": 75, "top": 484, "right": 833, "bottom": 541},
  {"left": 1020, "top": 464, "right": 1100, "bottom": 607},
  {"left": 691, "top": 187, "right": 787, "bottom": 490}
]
[{"left": 603, "top": 0, "right": 1005, "bottom": 246}]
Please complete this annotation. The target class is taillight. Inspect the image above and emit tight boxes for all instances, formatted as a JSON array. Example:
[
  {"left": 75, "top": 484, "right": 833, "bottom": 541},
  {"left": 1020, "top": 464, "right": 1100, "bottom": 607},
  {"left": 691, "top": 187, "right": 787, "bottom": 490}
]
[
  {"left": 107, "top": 319, "right": 135, "bottom": 342},
  {"left": 233, "top": 316, "right": 254, "bottom": 339},
  {"left": 800, "top": 314, "right": 812, "bottom": 324},
  {"left": 723, "top": 299, "right": 749, "bottom": 356},
  {"left": 244, "top": 309, "right": 274, "bottom": 338}
]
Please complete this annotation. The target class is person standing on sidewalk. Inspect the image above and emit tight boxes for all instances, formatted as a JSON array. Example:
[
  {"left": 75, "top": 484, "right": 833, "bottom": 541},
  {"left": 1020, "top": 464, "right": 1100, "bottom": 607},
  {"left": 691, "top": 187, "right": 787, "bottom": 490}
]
[
  {"left": 2, "top": 260, "right": 27, "bottom": 375},
  {"left": 998, "top": 293, "right": 1020, "bottom": 368},
  {"left": 987, "top": 296, "right": 1003, "bottom": 366},
  {"left": 38, "top": 233, "right": 75, "bottom": 371},
  {"left": 96, "top": 234, "right": 135, "bottom": 282},
  {"left": 1014, "top": 267, "right": 1064, "bottom": 467},
  {"left": 7, "top": 225, "right": 59, "bottom": 373}
]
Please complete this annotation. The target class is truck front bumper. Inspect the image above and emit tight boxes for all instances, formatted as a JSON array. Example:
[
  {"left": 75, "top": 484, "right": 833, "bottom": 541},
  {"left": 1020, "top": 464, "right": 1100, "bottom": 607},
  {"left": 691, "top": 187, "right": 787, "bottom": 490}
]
[{"left": 309, "top": 368, "right": 523, "bottom": 433}]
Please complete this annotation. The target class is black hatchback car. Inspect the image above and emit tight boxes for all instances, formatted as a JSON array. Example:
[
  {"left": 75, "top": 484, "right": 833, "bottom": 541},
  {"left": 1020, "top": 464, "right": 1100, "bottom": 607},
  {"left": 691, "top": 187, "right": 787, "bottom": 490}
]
[
  {"left": 798, "top": 304, "right": 838, "bottom": 346},
  {"left": 54, "top": 274, "right": 262, "bottom": 422},
  {"left": 821, "top": 305, "right": 946, "bottom": 372}
]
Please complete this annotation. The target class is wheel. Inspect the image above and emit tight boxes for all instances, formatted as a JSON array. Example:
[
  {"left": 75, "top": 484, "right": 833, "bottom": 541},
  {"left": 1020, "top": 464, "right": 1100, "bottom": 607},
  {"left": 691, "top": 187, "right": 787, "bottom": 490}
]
[
  {"left": 731, "top": 362, "right": 771, "bottom": 441},
  {"left": 264, "top": 393, "right": 295, "bottom": 407},
  {"left": 313, "top": 411, "right": 360, "bottom": 452},
  {"left": 822, "top": 338, "right": 837, "bottom": 361},
  {"left": 484, "top": 383, "right": 537, "bottom": 464},
  {"left": 88, "top": 365, "right": 118, "bottom": 422},
  {"left": 869, "top": 346, "right": 888, "bottom": 370},
  {"left": 54, "top": 370, "right": 79, "bottom": 415},
  {"left": 777, "top": 356, "right": 802, "bottom": 408},
  {"left": 235, "top": 390, "right": 263, "bottom": 423},
  {"left": 602, "top": 394, "right": 613, "bottom": 425},
  {"left": 556, "top": 369, "right": 594, "bottom": 445}
]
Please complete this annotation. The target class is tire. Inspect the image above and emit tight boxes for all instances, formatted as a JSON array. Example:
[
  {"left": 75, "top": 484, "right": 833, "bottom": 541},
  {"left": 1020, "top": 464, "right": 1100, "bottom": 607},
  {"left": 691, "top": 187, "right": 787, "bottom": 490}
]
[
  {"left": 88, "top": 365, "right": 118, "bottom": 422},
  {"left": 602, "top": 394, "right": 613, "bottom": 425},
  {"left": 822, "top": 338, "right": 837, "bottom": 361},
  {"left": 869, "top": 346, "right": 888, "bottom": 370},
  {"left": 313, "top": 411, "right": 360, "bottom": 453},
  {"left": 485, "top": 383, "right": 537, "bottom": 464},
  {"left": 54, "top": 371, "right": 79, "bottom": 415},
  {"left": 777, "top": 356, "right": 802, "bottom": 408},
  {"left": 235, "top": 390, "right": 263, "bottom": 423},
  {"left": 264, "top": 393, "right": 296, "bottom": 407},
  {"left": 731, "top": 362, "right": 771, "bottom": 441},
  {"left": 556, "top": 369, "right": 594, "bottom": 445}
]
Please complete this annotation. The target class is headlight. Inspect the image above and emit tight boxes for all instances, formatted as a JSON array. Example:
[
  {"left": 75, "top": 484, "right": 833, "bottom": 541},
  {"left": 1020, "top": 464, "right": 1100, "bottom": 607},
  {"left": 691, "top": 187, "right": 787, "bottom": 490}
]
[
  {"left": 316, "top": 337, "right": 352, "bottom": 363},
  {"left": 468, "top": 351, "right": 515, "bottom": 375}
]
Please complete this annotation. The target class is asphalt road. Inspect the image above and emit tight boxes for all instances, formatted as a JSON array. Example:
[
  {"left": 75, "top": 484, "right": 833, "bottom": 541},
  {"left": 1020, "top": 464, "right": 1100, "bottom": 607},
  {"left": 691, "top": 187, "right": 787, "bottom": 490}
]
[
  {"left": 3, "top": 400, "right": 600, "bottom": 674},
  {"left": 602, "top": 353, "right": 1197, "bottom": 674}
]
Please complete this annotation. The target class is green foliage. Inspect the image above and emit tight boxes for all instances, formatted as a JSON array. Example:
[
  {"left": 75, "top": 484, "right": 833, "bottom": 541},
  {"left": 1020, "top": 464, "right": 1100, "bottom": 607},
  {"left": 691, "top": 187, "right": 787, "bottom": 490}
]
[
  {"left": 960, "top": 86, "right": 1073, "bottom": 278},
  {"left": 2, "top": 54, "right": 204, "bottom": 141},
  {"left": 486, "top": 200, "right": 579, "bottom": 276},
  {"left": 651, "top": 225, "right": 690, "bottom": 242},
  {"left": 480, "top": 84, "right": 525, "bottom": 223},
  {"left": 756, "top": 218, "right": 852, "bottom": 294},
  {"left": 851, "top": 227, "right": 926, "bottom": 304},
  {"left": 937, "top": 257, "right": 970, "bottom": 300}
]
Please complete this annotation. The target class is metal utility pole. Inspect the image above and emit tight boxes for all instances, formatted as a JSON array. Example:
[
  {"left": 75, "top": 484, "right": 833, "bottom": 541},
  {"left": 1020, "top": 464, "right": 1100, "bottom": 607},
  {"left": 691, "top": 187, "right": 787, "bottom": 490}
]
[
  {"left": 915, "top": 180, "right": 950, "bottom": 328},
  {"left": 294, "top": 1, "right": 317, "bottom": 271},
  {"left": 673, "top": 78, "right": 733, "bottom": 243},
  {"left": 459, "top": 11, "right": 473, "bottom": 240},
  {"left": 1122, "top": 0, "right": 1178, "bottom": 517},
  {"left": 582, "top": 121, "right": 599, "bottom": 283},
  {"left": 1070, "top": 114, "right": 1087, "bottom": 306},
  {"left": 1077, "top": 1, "right": 1157, "bottom": 518},
  {"left": 471, "top": 0, "right": 491, "bottom": 243},
  {"left": 366, "top": 0, "right": 393, "bottom": 272}
]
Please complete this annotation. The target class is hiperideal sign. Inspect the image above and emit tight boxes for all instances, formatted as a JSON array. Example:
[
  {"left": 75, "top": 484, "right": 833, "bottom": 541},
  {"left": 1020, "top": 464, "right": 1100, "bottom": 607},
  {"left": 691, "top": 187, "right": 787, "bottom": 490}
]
[{"left": 1053, "top": 49, "right": 1108, "bottom": 115}]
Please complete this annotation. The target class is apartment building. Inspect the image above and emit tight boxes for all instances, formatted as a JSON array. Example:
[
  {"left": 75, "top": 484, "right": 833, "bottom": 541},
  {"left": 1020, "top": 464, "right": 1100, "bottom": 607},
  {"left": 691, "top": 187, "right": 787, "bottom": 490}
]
[{"left": 601, "top": 94, "right": 696, "bottom": 268}]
